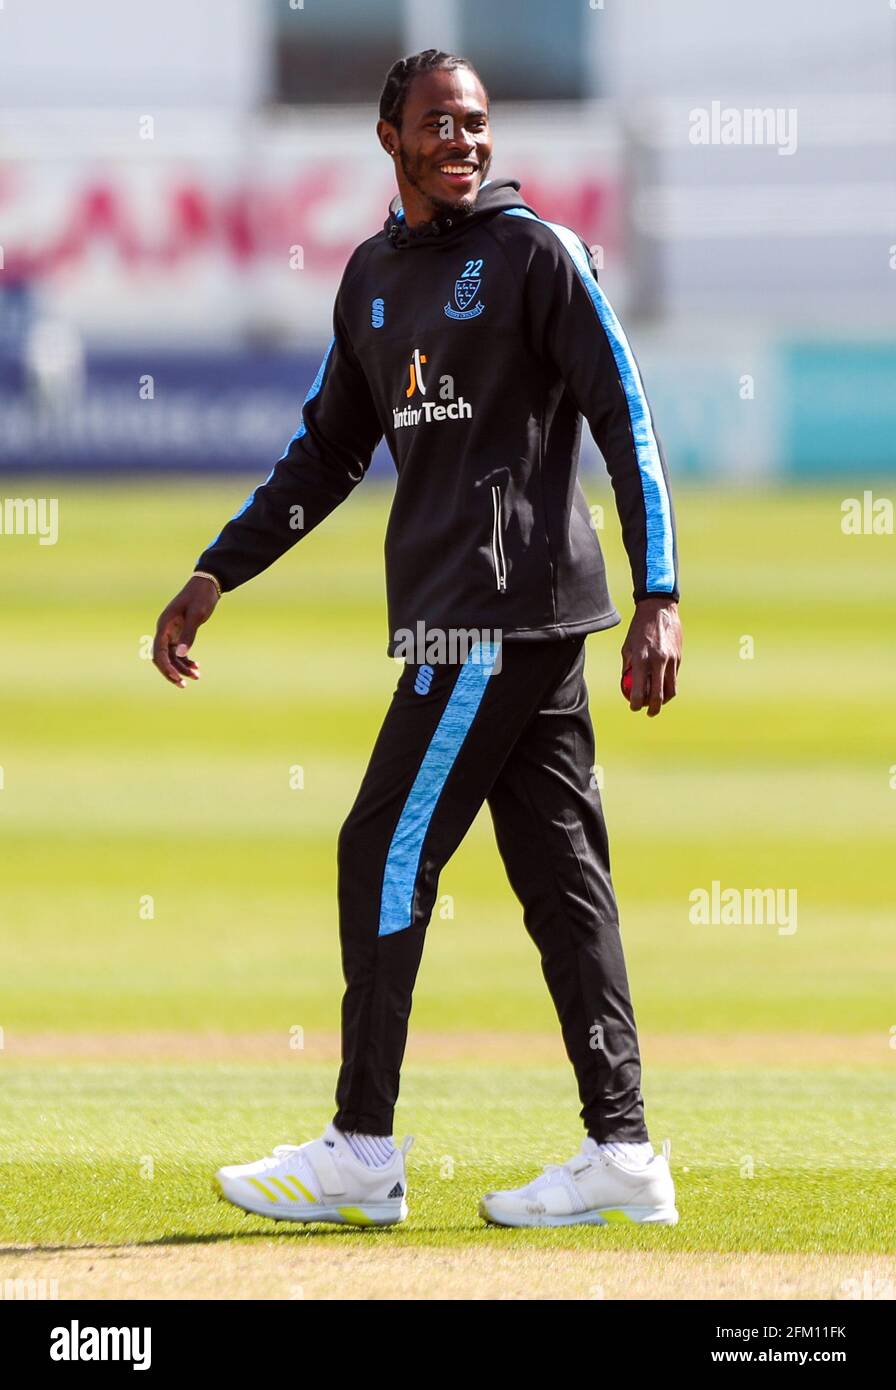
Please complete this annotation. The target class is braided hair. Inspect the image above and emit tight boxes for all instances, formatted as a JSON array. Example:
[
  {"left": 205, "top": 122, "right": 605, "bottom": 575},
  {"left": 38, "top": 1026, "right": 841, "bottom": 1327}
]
[{"left": 379, "top": 49, "right": 478, "bottom": 130}]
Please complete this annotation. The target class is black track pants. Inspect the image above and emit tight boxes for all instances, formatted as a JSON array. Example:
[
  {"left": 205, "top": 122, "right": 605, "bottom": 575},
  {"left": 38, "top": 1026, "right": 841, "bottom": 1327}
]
[{"left": 332, "top": 636, "right": 649, "bottom": 1143}]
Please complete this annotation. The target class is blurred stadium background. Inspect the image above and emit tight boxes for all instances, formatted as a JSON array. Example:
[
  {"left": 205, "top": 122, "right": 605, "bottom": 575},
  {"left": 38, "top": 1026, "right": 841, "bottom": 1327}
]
[
  {"left": 1, "top": 0, "right": 895, "bottom": 1296},
  {"left": 2, "top": 0, "right": 895, "bottom": 478}
]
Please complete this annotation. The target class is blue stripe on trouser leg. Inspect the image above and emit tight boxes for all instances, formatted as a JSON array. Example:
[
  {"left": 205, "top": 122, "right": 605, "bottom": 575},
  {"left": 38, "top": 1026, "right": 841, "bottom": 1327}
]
[{"left": 379, "top": 642, "right": 501, "bottom": 936}]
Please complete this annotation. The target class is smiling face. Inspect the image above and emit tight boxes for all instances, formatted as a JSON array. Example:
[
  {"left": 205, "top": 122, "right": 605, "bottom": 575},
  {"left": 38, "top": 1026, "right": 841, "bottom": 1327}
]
[{"left": 377, "top": 64, "right": 493, "bottom": 227}]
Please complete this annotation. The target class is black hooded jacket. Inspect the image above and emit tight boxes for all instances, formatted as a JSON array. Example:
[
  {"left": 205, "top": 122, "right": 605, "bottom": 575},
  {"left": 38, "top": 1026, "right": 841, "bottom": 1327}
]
[{"left": 195, "top": 178, "right": 679, "bottom": 654}]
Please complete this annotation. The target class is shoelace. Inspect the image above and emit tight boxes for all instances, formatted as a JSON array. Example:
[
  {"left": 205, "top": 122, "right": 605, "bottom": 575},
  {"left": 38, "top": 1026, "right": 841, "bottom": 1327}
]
[
  {"left": 253, "top": 1143, "right": 307, "bottom": 1172},
  {"left": 541, "top": 1153, "right": 599, "bottom": 1180}
]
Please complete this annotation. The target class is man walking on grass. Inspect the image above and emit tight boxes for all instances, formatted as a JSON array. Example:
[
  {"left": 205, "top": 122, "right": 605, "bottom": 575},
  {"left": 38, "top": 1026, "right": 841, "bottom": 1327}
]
[{"left": 153, "top": 50, "right": 682, "bottom": 1229}]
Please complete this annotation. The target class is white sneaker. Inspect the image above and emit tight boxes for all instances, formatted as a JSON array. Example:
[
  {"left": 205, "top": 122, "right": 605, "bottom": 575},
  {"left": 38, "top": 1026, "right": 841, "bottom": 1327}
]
[
  {"left": 479, "top": 1137, "right": 679, "bottom": 1228},
  {"left": 214, "top": 1123, "right": 413, "bottom": 1227}
]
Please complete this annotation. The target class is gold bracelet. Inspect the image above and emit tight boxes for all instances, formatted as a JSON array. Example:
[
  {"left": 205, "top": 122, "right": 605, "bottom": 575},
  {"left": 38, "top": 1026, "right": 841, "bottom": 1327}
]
[{"left": 193, "top": 570, "right": 222, "bottom": 599}]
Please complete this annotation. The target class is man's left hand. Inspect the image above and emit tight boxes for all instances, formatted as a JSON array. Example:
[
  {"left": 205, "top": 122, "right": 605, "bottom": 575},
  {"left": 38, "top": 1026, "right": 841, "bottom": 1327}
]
[{"left": 621, "top": 597, "right": 682, "bottom": 718}]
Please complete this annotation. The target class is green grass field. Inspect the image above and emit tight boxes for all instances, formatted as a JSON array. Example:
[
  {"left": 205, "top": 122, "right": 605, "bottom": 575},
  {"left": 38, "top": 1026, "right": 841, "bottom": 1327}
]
[{"left": 1, "top": 478, "right": 894, "bottom": 1299}]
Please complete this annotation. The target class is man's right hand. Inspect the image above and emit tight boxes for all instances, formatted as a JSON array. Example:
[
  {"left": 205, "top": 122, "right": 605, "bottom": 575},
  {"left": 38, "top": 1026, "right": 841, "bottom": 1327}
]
[{"left": 152, "top": 575, "right": 220, "bottom": 688}]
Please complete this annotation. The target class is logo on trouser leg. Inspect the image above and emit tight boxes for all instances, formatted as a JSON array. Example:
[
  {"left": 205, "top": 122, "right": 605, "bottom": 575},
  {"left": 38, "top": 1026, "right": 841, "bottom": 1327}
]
[{"left": 414, "top": 664, "right": 434, "bottom": 695}]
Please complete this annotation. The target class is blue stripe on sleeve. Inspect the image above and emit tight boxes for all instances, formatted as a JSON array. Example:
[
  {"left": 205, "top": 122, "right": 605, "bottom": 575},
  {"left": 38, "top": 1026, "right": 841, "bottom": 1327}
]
[
  {"left": 202, "top": 338, "right": 335, "bottom": 548},
  {"left": 279, "top": 336, "right": 335, "bottom": 458},
  {"left": 504, "top": 207, "right": 675, "bottom": 592}
]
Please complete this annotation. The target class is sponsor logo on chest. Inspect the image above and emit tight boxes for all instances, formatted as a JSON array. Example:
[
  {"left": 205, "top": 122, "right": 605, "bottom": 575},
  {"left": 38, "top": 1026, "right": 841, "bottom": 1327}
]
[{"left": 393, "top": 347, "right": 473, "bottom": 430}]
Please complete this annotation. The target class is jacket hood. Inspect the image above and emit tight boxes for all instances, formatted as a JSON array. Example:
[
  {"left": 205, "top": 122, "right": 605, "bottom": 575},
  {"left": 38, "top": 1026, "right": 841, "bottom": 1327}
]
[{"left": 384, "top": 177, "right": 534, "bottom": 249}]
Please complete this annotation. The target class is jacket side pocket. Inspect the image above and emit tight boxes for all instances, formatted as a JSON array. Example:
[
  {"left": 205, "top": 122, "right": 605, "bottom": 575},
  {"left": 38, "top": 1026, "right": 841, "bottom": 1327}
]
[{"left": 490, "top": 484, "right": 507, "bottom": 593}]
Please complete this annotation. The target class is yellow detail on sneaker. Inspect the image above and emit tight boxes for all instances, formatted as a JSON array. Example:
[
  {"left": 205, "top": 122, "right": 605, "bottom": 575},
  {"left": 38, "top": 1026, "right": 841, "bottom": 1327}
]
[
  {"left": 267, "top": 1177, "right": 303, "bottom": 1201},
  {"left": 247, "top": 1177, "right": 279, "bottom": 1202},
  {"left": 338, "top": 1206, "right": 375, "bottom": 1225},
  {"left": 283, "top": 1174, "right": 317, "bottom": 1203},
  {"left": 599, "top": 1209, "right": 635, "bottom": 1224}
]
